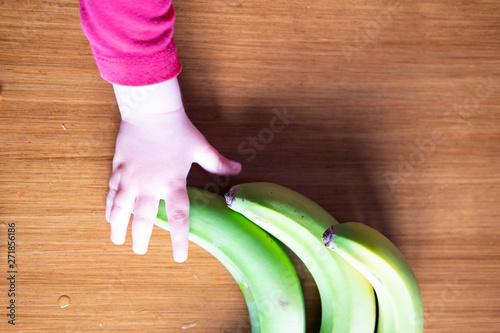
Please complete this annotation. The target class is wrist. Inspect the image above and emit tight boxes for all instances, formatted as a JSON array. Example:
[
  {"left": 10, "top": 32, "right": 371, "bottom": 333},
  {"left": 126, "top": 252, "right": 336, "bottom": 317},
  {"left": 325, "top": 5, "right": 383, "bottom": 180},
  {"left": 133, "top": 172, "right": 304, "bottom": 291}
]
[
  {"left": 113, "top": 77, "right": 184, "bottom": 121},
  {"left": 120, "top": 107, "right": 187, "bottom": 129}
]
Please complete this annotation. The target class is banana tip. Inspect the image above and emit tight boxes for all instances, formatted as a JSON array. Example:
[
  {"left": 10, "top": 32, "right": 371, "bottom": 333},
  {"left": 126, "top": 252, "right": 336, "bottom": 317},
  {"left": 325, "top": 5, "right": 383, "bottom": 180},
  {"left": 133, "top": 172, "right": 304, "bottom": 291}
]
[
  {"left": 322, "top": 226, "right": 335, "bottom": 248},
  {"left": 224, "top": 186, "right": 236, "bottom": 207}
]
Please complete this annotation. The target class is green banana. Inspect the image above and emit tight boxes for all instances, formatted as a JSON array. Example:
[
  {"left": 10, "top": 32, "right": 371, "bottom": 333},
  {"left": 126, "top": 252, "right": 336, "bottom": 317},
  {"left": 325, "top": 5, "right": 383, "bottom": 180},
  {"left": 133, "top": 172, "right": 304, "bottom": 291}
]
[
  {"left": 225, "top": 182, "right": 376, "bottom": 333},
  {"left": 322, "top": 222, "right": 424, "bottom": 333},
  {"left": 154, "top": 187, "right": 305, "bottom": 333}
]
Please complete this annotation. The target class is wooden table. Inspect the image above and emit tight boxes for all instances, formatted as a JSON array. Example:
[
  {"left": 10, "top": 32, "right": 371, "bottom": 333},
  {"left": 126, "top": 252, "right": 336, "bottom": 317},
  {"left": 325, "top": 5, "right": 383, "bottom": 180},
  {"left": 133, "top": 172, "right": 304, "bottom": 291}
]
[{"left": 1, "top": 0, "right": 499, "bottom": 331}]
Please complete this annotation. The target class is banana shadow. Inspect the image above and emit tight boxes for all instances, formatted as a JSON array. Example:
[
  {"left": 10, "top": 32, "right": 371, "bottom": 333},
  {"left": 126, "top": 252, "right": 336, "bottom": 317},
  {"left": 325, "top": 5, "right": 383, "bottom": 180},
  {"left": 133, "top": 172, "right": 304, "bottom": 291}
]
[
  {"left": 185, "top": 102, "right": 393, "bottom": 332},
  {"left": 190, "top": 105, "right": 391, "bottom": 234}
]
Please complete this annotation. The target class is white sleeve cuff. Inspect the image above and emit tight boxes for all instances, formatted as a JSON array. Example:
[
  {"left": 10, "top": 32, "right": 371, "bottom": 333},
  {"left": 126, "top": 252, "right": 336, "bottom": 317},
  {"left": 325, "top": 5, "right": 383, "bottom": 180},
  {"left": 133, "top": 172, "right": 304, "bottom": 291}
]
[{"left": 112, "top": 77, "right": 184, "bottom": 120}]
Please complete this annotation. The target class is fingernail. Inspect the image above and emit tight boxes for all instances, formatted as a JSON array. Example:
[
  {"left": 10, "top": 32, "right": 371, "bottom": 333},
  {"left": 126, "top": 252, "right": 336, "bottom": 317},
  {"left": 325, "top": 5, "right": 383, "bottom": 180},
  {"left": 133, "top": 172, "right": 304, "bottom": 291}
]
[
  {"left": 133, "top": 245, "right": 148, "bottom": 255},
  {"left": 230, "top": 161, "right": 241, "bottom": 171},
  {"left": 110, "top": 233, "right": 125, "bottom": 245},
  {"left": 173, "top": 251, "right": 187, "bottom": 263}
]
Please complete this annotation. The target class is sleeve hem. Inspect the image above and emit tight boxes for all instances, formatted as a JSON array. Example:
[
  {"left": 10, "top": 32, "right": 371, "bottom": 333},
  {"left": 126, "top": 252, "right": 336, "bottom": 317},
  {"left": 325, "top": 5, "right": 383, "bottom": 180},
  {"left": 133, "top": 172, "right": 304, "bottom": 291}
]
[{"left": 92, "top": 43, "right": 182, "bottom": 86}]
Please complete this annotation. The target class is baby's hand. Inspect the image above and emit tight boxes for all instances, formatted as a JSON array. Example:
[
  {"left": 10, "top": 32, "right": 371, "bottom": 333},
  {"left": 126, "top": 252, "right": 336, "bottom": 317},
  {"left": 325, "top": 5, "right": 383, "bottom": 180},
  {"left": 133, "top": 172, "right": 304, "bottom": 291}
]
[{"left": 107, "top": 79, "right": 241, "bottom": 262}]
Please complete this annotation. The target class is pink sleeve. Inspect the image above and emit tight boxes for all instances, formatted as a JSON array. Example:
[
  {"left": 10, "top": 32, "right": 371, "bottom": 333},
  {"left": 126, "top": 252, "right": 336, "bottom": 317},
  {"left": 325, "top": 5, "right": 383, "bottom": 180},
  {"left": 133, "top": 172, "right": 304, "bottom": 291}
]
[{"left": 79, "top": 0, "right": 182, "bottom": 86}]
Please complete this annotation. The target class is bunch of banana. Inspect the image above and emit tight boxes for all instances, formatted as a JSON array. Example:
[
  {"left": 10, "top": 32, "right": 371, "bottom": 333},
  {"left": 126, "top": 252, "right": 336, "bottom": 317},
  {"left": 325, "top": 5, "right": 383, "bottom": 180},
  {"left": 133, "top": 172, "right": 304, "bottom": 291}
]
[
  {"left": 225, "top": 182, "right": 423, "bottom": 333},
  {"left": 224, "top": 182, "right": 377, "bottom": 333},
  {"left": 154, "top": 183, "right": 423, "bottom": 333},
  {"left": 154, "top": 187, "right": 305, "bottom": 332},
  {"left": 323, "top": 222, "right": 424, "bottom": 332}
]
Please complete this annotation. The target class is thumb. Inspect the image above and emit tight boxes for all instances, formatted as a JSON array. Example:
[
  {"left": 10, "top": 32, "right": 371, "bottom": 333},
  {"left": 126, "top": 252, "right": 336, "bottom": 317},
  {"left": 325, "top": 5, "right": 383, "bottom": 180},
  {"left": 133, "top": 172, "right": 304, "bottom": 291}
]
[{"left": 195, "top": 145, "right": 242, "bottom": 176}]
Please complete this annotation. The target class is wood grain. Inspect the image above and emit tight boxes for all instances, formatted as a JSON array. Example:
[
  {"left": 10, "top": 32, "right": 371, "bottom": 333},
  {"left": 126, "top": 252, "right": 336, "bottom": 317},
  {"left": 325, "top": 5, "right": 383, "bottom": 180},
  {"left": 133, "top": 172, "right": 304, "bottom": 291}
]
[{"left": 1, "top": 0, "right": 499, "bottom": 331}]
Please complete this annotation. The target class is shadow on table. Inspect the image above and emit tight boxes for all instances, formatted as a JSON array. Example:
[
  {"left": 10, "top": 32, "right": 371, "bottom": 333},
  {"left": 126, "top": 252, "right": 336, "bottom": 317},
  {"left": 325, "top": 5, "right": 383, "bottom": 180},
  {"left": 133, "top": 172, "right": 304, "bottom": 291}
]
[{"left": 186, "top": 101, "right": 392, "bottom": 332}]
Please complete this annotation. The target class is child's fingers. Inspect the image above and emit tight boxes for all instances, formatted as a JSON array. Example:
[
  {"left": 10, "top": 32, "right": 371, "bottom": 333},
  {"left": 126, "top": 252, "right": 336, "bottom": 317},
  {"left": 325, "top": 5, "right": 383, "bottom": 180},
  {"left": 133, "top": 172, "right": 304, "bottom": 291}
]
[
  {"left": 195, "top": 144, "right": 242, "bottom": 176},
  {"left": 106, "top": 189, "right": 116, "bottom": 223},
  {"left": 164, "top": 180, "right": 190, "bottom": 263},
  {"left": 106, "top": 171, "right": 122, "bottom": 222},
  {"left": 131, "top": 196, "right": 158, "bottom": 255},
  {"left": 109, "top": 190, "right": 135, "bottom": 245}
]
